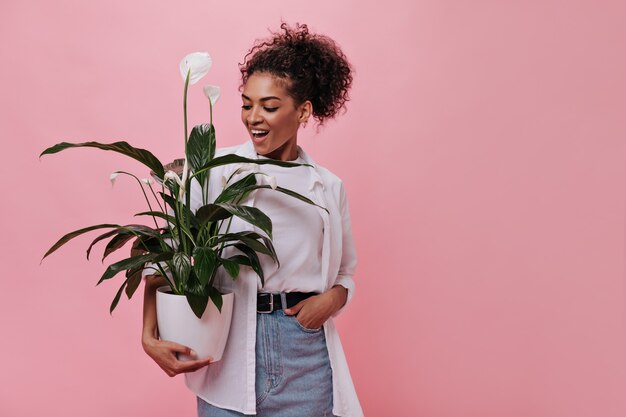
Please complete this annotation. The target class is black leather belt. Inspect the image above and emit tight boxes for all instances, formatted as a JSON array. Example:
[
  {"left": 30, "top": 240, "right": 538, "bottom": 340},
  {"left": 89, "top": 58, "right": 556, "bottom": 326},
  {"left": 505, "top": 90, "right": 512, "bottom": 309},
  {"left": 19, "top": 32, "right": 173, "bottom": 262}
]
[{"left": 257, "top": 292, "right": 317, "bottom": 313}]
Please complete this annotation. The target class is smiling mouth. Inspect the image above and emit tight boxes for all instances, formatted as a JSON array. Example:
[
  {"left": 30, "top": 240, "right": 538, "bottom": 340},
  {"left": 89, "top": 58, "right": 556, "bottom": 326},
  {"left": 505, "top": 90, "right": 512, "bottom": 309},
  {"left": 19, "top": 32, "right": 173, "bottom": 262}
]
[{"left": 251, "top": 129, "right": 269, "bottom": 139}]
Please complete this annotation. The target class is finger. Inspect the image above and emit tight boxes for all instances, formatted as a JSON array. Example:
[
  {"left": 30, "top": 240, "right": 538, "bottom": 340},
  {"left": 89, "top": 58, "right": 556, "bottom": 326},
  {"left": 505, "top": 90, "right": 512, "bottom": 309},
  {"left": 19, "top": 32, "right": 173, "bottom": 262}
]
[
  {"left": 284, "top": 300, "right": 305, "bottom": 315},
  {"left": 161, "top": 340, "right": 196, "bottom": 357},
  {"left": 177, "top": 356, "right": 213, "bottom": 373}
]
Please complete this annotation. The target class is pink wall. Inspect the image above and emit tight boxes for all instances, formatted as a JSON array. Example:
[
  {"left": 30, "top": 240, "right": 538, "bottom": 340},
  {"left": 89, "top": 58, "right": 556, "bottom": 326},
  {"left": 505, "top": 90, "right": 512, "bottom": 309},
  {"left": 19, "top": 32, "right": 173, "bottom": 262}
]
[{"left": 2, "top": 0, "right": 626, "bottom": 416}]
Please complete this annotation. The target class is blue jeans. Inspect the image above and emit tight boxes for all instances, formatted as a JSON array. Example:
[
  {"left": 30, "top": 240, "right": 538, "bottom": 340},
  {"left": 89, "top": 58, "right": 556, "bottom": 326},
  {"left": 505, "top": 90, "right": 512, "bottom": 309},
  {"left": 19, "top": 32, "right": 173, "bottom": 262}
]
[{"left": 197, "top": 309, "right": 335, "bottom": 417}]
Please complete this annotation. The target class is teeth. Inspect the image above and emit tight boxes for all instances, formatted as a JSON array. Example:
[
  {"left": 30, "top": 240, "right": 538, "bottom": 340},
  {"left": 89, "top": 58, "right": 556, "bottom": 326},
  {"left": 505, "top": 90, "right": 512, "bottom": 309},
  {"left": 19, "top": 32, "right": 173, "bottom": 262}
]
[{"left": 251, "top": 129, "right": 269, "bottom": 134}]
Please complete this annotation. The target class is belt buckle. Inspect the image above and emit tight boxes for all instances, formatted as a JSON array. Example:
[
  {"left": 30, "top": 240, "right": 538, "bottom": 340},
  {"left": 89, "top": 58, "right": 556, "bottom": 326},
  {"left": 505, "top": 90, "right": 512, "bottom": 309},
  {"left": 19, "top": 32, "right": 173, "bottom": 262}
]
[{"left": 257, "top": 293, "right": 273, "bottom": 314}]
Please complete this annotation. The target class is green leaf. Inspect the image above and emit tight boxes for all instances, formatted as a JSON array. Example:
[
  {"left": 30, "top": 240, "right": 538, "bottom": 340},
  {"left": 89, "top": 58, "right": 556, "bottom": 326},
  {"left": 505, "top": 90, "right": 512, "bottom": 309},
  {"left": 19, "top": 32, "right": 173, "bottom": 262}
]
[
  {"left": 235, "top": 184, "right": 328, "bottom": 213},
  {"left": 120, "top": 224, "right": 162, "bottom": 235},
  {"left": 270, "top": 185, "right": 329, "bottom": 213},
  {"left": 225, "top": 230, "right": 264, "bottom": 239},
  {"left": 102, "top": 233, "right": 136, "bottom": 261},
  {"left": 193, "top": 246, "right": 217, "bottom": 287},
  {"left": 159, "top": 192, "right": 200, "bottom": 230},
  {"left": 216, "top": 233, "right": 274, "bottom": 259},
  {"left": 233, "top": 244, "right": 265, "bottom": 286},
  {"left": 86, "top": 229, "right": 119, "bottom": 260},
  {"left": 221, "top": 258, "right": 240, "bottom": 279},
  {"left": 226, "top": 255, "right": 252, "bottom": 266},
  {"left": 84, "top": 224, "right": 163, "bottom": 261},
  {"left": 197, "top": 202, "right": 273, "bottom": 239},
  {"left": 40, "top": 141, "right": 165, "bottom": 180},
  {"left": 133, "top": 234, "right": 170, "bottom": 254},
  {"left": 191, "top": 154, "right": 312, "bottom": 181},
  {"left": 97, "top": 252, "right": 173, "bottom": 285},
  {"left": 158, "top": 192, "right": 198, "bottom": 247},
  {"left": 215, "top": 203, "right": 273, "bottom": 239},
  {"left": 215, "top": 173, "right": 257, "bottom": 204},
  {"left": 110, "top": 277, "right": 129, "bottom": 314},
  {"left": 134, "top": 211, "right": 177, "bottom": 224},
  {"left": 124, "top": 265, "right": 144, "bottom": 299},
  {"left": 187, "top": 124, "right": 216, "bottom": 190},
  {"left": 259, "top": 235, "right": 279, "bottom": 268},
  {"left": 42, "top": 224, "right": 122, "bottom": 262},
  {"left": 185, "top": 289, "right": 209, "bottom": 319},
  {"left": 159, "top": 192, "right": 178, "bottom": 213},
  {"left": 209, "top": 288, "right": 223, "bottom": 313},
  {"left": 172, "top": 252, "right": 192, "bottom": 286},
  {"left": 196, "top": 204, "right": 232, "bottom": 224}
]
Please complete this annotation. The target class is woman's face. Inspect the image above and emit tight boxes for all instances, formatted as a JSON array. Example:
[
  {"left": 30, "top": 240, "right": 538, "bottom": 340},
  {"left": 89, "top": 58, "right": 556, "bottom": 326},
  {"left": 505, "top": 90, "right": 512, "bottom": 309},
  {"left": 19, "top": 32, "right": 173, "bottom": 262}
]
[{"left": 241, "top": 72, "right": 311, "bottom": 161}]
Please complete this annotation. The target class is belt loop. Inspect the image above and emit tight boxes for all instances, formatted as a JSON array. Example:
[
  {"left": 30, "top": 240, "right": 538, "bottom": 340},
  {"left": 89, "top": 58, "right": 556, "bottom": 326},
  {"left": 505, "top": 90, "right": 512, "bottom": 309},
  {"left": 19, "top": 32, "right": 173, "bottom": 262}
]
[{"left": 280, "top": 292, "right": 288, "bottom": 310}]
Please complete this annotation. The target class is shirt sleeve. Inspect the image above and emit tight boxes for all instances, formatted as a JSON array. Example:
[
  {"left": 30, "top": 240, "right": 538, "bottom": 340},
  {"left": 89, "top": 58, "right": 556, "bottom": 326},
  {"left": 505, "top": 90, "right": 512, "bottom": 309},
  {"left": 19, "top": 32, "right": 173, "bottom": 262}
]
[{"left": 331, "top": 182, "right": 357, "bottom": 318}]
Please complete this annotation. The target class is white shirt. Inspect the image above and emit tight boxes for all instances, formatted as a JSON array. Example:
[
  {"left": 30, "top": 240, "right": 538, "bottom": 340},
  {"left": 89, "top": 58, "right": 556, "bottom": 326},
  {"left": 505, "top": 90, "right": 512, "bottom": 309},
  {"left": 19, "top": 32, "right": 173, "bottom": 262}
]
[
  {"left": 253, "top": 153, "right": 323, "bottom": 293},
  {"left": 149, "top": 140, "right": 362, "bottom": 416}
]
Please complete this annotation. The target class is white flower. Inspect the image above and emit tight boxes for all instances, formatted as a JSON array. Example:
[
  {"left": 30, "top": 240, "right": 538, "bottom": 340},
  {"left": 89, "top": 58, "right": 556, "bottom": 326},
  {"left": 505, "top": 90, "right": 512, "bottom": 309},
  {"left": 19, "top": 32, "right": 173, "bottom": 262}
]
[
  {"left": 109, "top": 171, "right": 120, "bottom": 186},
  {"left": 267, "top": 176, "right": 277, "bottom": 190},
  {"left": 141, "top": 178, "right": 154, "bottom": 185},
  {"left": 179, "top": 52, "right": 212, "bottom": 85},
  {"left": 164, "top": 170, "right": 184, "bottom": 189},
  {"left": 180, "top": 160, "right": 189, "bottom": 200},
  {"left": 203, "top": 85, "right": 221, "bottom": 106},
  {"left": 233, "top": 163, "right": 256, "bottom": 176},
  {"left": 263, "top": 174, "right": 278, "bottom": 190},
  {"left": 164, "top": 169, "right": 186, "bottom": 199}
]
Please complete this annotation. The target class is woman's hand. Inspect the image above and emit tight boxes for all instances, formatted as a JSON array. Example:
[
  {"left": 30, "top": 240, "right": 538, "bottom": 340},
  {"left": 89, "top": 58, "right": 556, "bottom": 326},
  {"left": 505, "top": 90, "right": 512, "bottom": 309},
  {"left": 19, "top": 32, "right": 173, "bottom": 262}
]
[
  {"left": 142, "top": 273, "right": 212, "bottom": 377},
  {"left": 142, "top": 334, "right": 213, "bottom": 377},
  {"left": 284, "top": 285, "right": 348, "bottom": 330}
]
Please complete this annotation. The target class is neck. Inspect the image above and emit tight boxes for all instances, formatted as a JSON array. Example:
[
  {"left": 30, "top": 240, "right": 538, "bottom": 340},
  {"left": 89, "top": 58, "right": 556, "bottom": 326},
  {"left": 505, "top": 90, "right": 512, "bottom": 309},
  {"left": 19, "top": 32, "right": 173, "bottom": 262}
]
[{"left": 259, "top": 140, "right": 299, "bottom": 161}]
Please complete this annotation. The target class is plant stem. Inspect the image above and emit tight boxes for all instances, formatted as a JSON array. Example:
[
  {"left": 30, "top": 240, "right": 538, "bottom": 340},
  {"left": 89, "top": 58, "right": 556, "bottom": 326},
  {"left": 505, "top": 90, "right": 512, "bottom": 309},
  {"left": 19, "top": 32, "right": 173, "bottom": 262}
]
[
  {"left": 175, "top": 199, "right": 189, "bottom": 255},
  {"left": 178, "top": 69, "right": 192, "bottom": 257},
  {"left": 209, "top": 97, "right": 213, "bottom": 126},
  {"left": 147, "top": 182, "right": 165, "bottom": 213},
  {"left": 112, "top": 171, "right": 160, "bottom": 229},
  {"left": 183, "top": 68, "right": 190, "bottom": 158}
]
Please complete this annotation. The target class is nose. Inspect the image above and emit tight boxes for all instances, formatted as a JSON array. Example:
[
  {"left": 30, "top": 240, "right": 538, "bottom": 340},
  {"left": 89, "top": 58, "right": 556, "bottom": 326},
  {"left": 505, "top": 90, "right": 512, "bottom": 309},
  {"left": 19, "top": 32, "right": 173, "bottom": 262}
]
[{"left": 247, "top": 106, "right": 262, "bottom": 125}]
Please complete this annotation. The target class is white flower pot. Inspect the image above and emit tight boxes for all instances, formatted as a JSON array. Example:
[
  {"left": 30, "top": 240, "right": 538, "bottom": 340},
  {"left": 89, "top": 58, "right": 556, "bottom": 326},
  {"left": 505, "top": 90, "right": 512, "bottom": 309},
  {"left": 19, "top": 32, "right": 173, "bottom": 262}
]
[{"left": 156, "top": 286, "right": 234, "bottom": 362}]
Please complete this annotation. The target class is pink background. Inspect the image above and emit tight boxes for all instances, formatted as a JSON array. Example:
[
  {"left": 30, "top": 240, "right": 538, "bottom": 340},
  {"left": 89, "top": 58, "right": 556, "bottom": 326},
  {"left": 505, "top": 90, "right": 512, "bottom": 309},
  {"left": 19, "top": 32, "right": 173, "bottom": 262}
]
[{"left": 2, "top": 0, "right": 626, "bottom": 416}]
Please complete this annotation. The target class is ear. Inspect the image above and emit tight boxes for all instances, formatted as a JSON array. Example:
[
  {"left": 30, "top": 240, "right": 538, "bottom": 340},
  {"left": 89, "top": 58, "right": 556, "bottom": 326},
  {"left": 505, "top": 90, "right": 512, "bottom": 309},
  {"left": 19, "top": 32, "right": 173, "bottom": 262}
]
[{"left": 298, "top": 100, "right": 313, "bottom": 124}]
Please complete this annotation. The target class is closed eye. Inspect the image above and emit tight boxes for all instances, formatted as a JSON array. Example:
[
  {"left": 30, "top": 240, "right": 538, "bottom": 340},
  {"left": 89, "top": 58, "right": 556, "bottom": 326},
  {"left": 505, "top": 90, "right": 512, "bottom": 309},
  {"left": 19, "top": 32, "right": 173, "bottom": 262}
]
[{"left": 241, "top": 105, "right": 278, "bottom": 112}]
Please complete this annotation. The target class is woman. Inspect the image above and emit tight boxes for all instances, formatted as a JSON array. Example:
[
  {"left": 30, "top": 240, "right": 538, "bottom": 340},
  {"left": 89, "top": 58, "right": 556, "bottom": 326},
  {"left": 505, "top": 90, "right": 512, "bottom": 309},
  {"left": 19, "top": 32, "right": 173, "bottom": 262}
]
[{"left": 142, "top": 23, "right": 362, "bottom": 417}]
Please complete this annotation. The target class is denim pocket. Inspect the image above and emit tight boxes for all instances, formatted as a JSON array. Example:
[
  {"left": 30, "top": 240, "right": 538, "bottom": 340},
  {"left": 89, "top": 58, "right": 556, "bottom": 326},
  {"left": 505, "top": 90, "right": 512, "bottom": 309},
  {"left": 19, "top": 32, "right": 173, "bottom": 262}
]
[{"left": 292, "top": 315, "right": 323, "bottom": 333}]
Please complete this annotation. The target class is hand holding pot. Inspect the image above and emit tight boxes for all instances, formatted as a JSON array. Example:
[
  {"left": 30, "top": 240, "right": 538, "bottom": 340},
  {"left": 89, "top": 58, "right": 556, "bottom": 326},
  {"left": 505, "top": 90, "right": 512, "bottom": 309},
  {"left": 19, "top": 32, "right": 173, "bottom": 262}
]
[
  {"left": 142, "top": 274, "right": 213, "bottom": 377},
  {"left": 142, "top": 336, "right": 212, "bottom": 377}
]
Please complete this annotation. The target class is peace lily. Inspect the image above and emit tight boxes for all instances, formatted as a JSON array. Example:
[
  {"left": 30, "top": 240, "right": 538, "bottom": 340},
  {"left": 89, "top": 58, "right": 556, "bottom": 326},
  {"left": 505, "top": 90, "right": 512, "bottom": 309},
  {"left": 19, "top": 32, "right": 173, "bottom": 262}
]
[
  {"left": 203, "top": 84, "right": 221, "bottom": 126},
  {"left": 164, "top": 170, "right": 184, "bottom": 188},
  {"left": 203, "top": 85, "right": 220, "bottom": 106},
  {"left": 161, "top": 167, "right": 186, "bottom": 200},
  {"left": 264, "top": 174, "right": 278, "bottom": 190},
  {"left": 40, "top": 52, "right": 326, "bottom": 319},
  {"left": 180, "top": 164, "right": 189, "bottom": 200},
  {"left": 179, "top": 52, "right": 212, "bottom": 85},
  {"left": 234, "top": 163, "right": 256, "bottom": 175},
  {"left": 109, "top": 172, "right": 120, "bottom": 186},
  {"left": 179, "top": 53, "right": 213, "bottom": 210}
]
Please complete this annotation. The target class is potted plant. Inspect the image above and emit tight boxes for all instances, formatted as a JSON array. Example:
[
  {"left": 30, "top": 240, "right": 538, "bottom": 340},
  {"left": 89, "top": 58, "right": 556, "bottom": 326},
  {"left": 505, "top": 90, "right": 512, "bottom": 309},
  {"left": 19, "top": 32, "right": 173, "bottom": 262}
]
[{"left": 40, "top": 52, "right": 324, "bottom": 361}]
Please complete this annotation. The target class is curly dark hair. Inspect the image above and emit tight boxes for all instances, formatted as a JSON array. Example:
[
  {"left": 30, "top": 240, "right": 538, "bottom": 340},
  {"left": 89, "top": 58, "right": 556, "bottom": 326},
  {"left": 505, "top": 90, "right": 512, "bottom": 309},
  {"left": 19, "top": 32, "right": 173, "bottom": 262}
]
[{"left": 239, "top": 23, "right": 353, "bottom": 126}]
